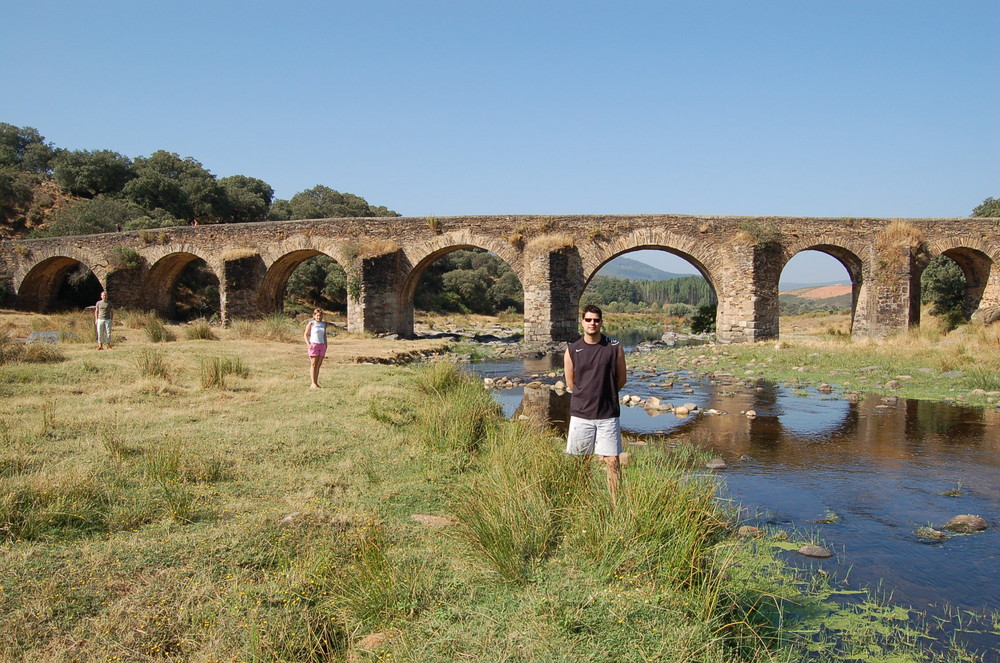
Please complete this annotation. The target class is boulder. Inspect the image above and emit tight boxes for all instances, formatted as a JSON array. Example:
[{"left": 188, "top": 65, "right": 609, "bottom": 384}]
[
  {"left": 706, "top": 458, "right": 727, "bottom": 470},
  {"left": 942, "top": 514, "right": 988, "bottom": 533},
  {"left": 27, "top": 331, "right": 63, "bottom": 345},
  {"left": 797, "top": 544, "right": 833, "bottom": 558},
  {"left": 970, "top": 306, "right": 1000, "bottom": 325}
]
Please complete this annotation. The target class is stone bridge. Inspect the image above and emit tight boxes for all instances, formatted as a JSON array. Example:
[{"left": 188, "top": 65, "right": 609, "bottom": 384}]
[{"left": 1, "top": 214, "right": 997, "bottom": 343}]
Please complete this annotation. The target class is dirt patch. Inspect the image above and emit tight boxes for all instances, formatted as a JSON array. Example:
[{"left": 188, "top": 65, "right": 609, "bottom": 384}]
[{"left": 797, "top": 285, "right": 852, "bottom": 299}]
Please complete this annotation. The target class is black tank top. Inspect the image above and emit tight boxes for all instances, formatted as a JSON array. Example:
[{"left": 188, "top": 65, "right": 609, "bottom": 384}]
[{"left": 568, "top": 335, "right": 621, "bottom": 419}]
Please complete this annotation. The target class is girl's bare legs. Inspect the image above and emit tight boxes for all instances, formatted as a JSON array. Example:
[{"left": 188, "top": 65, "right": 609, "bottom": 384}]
[{"left": 310, "top": 356, "right": 324, "bottom": 388}]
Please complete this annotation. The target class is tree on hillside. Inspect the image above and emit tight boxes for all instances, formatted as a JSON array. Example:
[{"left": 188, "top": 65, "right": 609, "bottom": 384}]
[
  {"left": 413, "top": 249, "right": 523, "bottom": 314},
  {"left": 53, "top": 150, "right": 135, "bottom": 198},
  {"left": 219, "top": 175, "right": 274, "bottom": 223},
  {"left": 122, "top": 151, "right": 228, "bottom": 223},
  {"left": 0, "top": 123, "right": 59, "bottom": 174},
  {"left": 269, "top": 185, "right": 400, "bottom": 220},
  {"left": 1, "top": 124, "right": 59, "bottom": 228},
  {"left": 37, "top": 196, "right": 145, "bottom": 237},
  {"left": 972, "top": 197, "right": 1000, "bottom": 218}
]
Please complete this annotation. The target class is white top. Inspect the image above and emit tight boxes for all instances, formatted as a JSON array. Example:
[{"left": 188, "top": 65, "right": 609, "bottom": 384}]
[{"left": 309, "top": 321, "right": 327, "bottom": 344}]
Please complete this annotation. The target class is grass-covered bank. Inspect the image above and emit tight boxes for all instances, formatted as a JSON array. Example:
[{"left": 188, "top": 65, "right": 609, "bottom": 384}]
[
  {"left": 0, "top": 314, "right": 989, "bottom": 661},
  {"left": 630, "top": 317, "right": 1000, "bottom": 408}
]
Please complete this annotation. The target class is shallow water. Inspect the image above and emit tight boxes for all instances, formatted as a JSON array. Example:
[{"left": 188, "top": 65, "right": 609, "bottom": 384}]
[{"left": 465, "top": 353, "right": 1000, "bottom": 655}]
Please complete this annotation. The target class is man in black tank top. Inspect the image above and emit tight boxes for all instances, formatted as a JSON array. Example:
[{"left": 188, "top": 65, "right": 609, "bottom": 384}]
[{"left": 564, "top": 305, "right": 627, "bottom": 501}]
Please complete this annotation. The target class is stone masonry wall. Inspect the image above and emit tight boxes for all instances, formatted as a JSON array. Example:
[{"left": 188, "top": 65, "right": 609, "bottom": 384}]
[{"left": 1, "top": 215, "right": 997, "bottom": 342}]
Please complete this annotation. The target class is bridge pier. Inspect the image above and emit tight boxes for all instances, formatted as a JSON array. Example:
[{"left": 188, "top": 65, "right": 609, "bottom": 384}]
[
  {"left": 523, "top": 247, "right": 584, "bottom": 343},
  {"left": 860, "top": 246, "right": 922, "bottom": 336},
  {"left": 347, "top": 250, "right": 411, "bottom": 336},
  {"left": 715, "top": 244, "right": 780, "bottom": 343},
  {"left": 220, "top": 252, "right": 267, "bottom": 323}
]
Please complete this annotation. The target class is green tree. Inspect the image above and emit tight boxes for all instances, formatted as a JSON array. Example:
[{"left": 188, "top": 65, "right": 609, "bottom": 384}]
[
  {"left": 36, "top": 196, "right": 145, "bottom": 237},
  {"left": 219, "top": 175, "right": 274, "bottom": 223},
  {"left": 491, "top": 271, "right": 524, "bottom": 311},
  {"left": 972, "top": 196, "right": 1000, "bottom": 218},
  {"left": 413, "top": 249, "right": 523, "bottom": 315},
  {"left": 122, "top": 151, "right": 227, "bottom": 223},
  {"left": 921, "top": 255, "right": 966, "bottom": 330},
  {"left": 285, "top": 256, "right": 348, "bottom": 312},
  {"left": 0, "top": 123, "right": 58, "bottom": 174},
  {"left": 442, "top": 269, "right": 492, "bottom": 313},
  {"left": 53, "top": 149, "right": 135, "bottom": 197},
  {"left": 0, "top": 169, "right": 34, "bottom": 221},
  {"left": 590, "top": 276, "right": 641, "bottom": 307},
  {"left": 283, "top": 185, "right": 400, "bottom": 219},
  {"left": 690, "top": 304, "right": 717, "bottom": 334}
]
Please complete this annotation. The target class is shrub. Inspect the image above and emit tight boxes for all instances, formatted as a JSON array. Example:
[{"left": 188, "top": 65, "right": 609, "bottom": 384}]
[
  {"left": 183, "top": 320, "right": 218, "bottom": 340},
  {"left": 110, "top": 245, "right": 142, "bottom": 270},
  {"left": 199, "top": 356, "right": 249, "bottom": 389},
  {"left": 144, "top": 317, "right": 175, "bottom": 343},
  {"left": 134, "top": 348, "right": 169, "bottom": 379}
]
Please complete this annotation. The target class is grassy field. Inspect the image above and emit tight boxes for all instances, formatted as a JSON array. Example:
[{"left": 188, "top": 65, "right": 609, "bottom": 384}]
[{"left": 0, "top": 310, "right": 991, "bottom": 662}]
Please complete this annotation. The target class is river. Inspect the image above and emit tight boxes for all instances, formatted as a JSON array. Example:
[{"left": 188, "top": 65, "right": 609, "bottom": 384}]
[{"left": 463, "top": 345, "right": 999, "bottom": 657}]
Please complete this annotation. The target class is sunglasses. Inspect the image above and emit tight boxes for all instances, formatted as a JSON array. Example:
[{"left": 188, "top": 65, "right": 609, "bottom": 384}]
[{"left": 583, "top": 317, "right": 602, "bottom": 323}]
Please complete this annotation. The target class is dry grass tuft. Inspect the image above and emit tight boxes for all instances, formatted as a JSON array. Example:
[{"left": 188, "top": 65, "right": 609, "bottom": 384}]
[
  {"left": 526, "top": 233, "right": 575, "bottom": 252},
  {"left": 876, "top": 220, "right": 927, "bottom": 276}
]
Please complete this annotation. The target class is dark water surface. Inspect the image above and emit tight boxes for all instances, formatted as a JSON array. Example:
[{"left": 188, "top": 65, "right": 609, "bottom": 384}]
[{"left": 464, "top": 350, "right": 1000, "bottom": 655}]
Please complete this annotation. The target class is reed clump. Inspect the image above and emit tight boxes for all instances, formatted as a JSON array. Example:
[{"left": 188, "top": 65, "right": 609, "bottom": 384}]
[
  {"left": 229, "top": 314, "right": 299, "bottom": 342},
  {"left": 199, "top": 356, "right": 249, "bottom": 389},
  {"left": 183, "top": 319, "right": 218, "bottom": 340}
]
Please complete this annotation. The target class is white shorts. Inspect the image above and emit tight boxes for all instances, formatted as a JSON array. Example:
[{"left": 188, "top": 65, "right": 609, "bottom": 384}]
[{"left": 566, "top": 416, "right": 622, "bottom": 457}]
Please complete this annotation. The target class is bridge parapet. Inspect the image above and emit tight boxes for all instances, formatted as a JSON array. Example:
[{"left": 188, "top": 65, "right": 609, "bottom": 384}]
[{"left": 1, "top": 215, "right": 997, "bottom": 341}]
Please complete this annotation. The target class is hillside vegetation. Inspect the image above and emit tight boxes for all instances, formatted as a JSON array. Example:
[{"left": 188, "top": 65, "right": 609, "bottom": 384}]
[{"left": 0, "top": 122, "right": 397, "bottom": 239}]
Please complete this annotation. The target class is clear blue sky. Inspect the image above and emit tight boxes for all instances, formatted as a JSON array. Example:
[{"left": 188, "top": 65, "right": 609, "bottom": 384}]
[{"left": 3, "top": 1, "right": 997, "bottom": 284}]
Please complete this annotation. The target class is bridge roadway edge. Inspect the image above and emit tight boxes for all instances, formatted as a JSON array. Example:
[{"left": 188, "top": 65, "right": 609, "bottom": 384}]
[{"left": 1, "top": 214, "right": 997, "bottom": 342}]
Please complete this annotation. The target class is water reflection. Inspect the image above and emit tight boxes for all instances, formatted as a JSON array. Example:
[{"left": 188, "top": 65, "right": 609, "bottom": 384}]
[{"left": 468, "top": 357, "right": 1000, "bottom": 653}]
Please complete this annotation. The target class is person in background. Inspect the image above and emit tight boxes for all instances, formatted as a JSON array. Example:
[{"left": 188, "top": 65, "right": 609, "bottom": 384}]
[
  {"left": 303, "top": 308, "right": 328, "bottom": 388},
  {"left": 94, "top": 291, "right": 113, "bottom": 350},
  {"left": 563, "top": 304, "right": 627, "bottom": 502}
]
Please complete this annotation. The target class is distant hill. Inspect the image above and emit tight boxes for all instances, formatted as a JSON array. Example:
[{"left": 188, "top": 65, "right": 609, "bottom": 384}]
[
  {"left": 779, "top": 284, "right": 852, "bottom": 314},
  {"left": 597, "top": 257, "right": 693, "bottom": 281},
  {"left": 779, "top": 279, "right": 851, "bottom": 291}
]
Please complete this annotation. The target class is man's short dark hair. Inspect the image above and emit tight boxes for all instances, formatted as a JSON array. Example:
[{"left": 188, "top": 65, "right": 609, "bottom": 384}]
[{"left": 582, "top": 304, "right": 603, "bottom": 319}]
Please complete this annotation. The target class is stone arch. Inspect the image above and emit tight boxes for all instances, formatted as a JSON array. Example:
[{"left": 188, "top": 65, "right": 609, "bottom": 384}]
[
  {"left": 400, "top": 232, "right": 524, "bottom": 307},
  {"left": 573, "top": 229, "right": 723, "bottom": 337},
  {"left": 16, "top": 255, "right": 105, "bottom": 312},
  {"left": 258, "top": 249, "right": 346, "bottom": 315},
  {"left": 144, "top": 251, "right": 220, "bottom": 319},
  {"left": 922, "top": 239, "right": 999, "bottom": 315},
  {"left": 778, "top": 243, "right": 865, "bottom": 335},
  {"left": 579, "top": 229, "right": 721, "bottom": 287}
]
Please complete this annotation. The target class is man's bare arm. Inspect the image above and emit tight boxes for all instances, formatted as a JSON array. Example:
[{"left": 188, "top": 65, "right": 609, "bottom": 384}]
[
  {"left": 615, "top": 344, "right": 627, "bottom": 391},
  {"left": 564, "top": 347, "right": 575, "bottom": 392}
]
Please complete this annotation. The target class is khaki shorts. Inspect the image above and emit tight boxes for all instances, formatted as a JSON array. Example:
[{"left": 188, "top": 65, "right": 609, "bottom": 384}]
[{"left": 566, "top": 416, "right": 622, "bottom": 457}]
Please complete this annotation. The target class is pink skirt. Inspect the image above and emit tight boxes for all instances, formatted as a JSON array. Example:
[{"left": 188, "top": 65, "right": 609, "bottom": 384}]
[{"left": 308, "top": 342, "right": 327, "bottom": 358}]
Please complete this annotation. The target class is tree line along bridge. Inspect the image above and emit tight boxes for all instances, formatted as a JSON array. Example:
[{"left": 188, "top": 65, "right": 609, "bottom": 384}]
[{"left": 1, "top": 214, "right": 997, "bottom": 343}]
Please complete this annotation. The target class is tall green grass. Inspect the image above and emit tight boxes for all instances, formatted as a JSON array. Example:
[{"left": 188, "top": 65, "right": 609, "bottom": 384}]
[
  {"left": 230, "top": 313, "right": 299, "bottom": 342},
  {"left": 183, "top": 319, "right": 218, "bottom": 340},
  {"left": 413, "top": 362, "right": 499, "bottom": 459},
  {"left": 452, "top": 421, "right": 587, "bottom": 581},
  {"left": 199, "top": 356, "right": 250, "bottom": 389}
]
